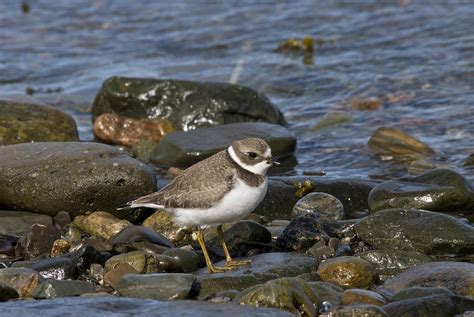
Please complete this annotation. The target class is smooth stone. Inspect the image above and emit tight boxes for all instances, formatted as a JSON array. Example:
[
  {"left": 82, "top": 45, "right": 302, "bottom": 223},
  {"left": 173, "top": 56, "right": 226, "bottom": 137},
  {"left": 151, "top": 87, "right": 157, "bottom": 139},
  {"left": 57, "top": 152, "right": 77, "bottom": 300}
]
[
  {"left": 382, "top": 294, "right": 474, "bottom": 317},
  {"left": 104, "top": 251, "right": 161, "bottom": 274},
  {"left": 15, "top": 223, "right": 60, "bottom": 260},
  {"left": 341, "top": 289, "right": 386, "bottom": 306},
  {"left": 234, "top": 277, "right": 319, "bottom": 316},
  {"left": 357, "top": 250, "right": 432, "bottom": 280},
  {"left": 309, "top": 111, "right": 352, "bottom": 131},
  {"left": 73, "top": 211, "right": 132, "bottom": 240},
  {"left": 0, "top": 100, "right": 79, "bottom": 145},
  {"left": 53, "top": 211, "right": 71, "bottom": 230},
  {"left": 0, "top": 211, "right": 53, "bottom": 237},
  {"left": 150, "top": 122, "right": 296, "bottom": 168},
  {"left": 0, "top": 142, "right": 156, "bottom": 217},
  {"left": 195, "top": 252, "right": 317, "bottom": 299},
  {"left": 333, "top": 304, "right": 388, "bottom": 317},
  {"left": 255, "top": 177, "right": 377, "bottom": 220},
  {"left": 117, "top": 273, "right": 196, "bottom": 300},
  {"left": 113, "top": 240, "right": 169, "bottom": 255},
  {"left": 354, "top": 209, "right": 474, "bottom": 255},
  {"left": 367, "top": 127, "right": 435, "bottom": 162},
  {"left": 368, "top": 169, "right": 474, "bottom": 213},
  {"left": 391, "top": 286, "right": 454, "bottom": 301},
  {"left": 0, "top": 296, "right": 294, "bottom": 317},
  {"left": 317, "top": 256, "right": 375, "bottom": 289},
  {"left": 31, "top": 257, "right": 76, "bottom": 280},
  {"left": 378, "top": 261, "right": 474, "bottom": 297},
  {"left": 143, "top": 211, "right": 193, "bottom": 246},
  {"left": 307, "top": 281, "right": 343, "bottom": 307},
  {"left": 103, "top": 263, "right": 138, "bottom": 290},
  {"left": 32, "top": 280, "right": 96, "bottom": 299},
  {"left": 208, "top": 221, "right": 272, "bottom": 258},
  {"left": 292, "top": 192, "right": 345, "bottom": 221},
  {"left": 162, "top": 248, "right": 200, "bottom": 273},
  {"left": 0, "top": 267, "right": 42, "bottom": 298},
  {"left": 276, "top": 213, "right": 337, "bottom": 252},
  {"left": 110, "top": 225, "right": 173, "bottom": 248},
  {"left": 0, "top": 282, "right": 19, "bottom": 301},
  {"left": 91, "top": 76, "right": 286, "bottom": 131},
  {"left": 0, "top": 234, "right": 17, "bottom": 257}
]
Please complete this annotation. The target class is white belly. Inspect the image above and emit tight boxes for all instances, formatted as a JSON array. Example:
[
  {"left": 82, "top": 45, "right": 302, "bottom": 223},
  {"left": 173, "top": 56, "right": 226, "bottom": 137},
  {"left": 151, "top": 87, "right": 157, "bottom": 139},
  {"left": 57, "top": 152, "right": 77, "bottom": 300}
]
[{"left": 172, "top": 178, "right": 268, "bottom": 228}]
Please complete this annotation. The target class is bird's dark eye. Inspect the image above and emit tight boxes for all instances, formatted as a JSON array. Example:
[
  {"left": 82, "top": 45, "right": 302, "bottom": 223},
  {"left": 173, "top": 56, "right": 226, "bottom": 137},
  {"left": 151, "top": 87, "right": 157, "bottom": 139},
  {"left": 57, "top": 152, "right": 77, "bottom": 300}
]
[{"left": 247, "top": 152, "right": 257, "bottom": 159}]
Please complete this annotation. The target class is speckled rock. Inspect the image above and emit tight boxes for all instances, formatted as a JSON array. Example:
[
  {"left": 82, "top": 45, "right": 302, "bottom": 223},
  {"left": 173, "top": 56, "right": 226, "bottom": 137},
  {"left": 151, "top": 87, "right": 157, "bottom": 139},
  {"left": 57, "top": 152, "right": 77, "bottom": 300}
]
[
  {"left": 143, "top": 211, "right": 193, "bottom": 246},
  {"left": 292, "top": 192, "right": 345, "bottom": 221},
  {"left": 0, "top": 142, "right": 156, "bottom": 217},
  {"left": 117, "top": 273, "right": 197, "bottom": 300},
  {"left": 104, "top": 251, "right": 161, "bottom": 274},
  {"left": 73, "top": 211, "right": 132, "bottom": 240},
  {"left": 150, "top": 122, "right": 296, "bottom": 168},
  {"left": 15, "top": 223, "right": 60, "bottom": 260},
  {"left": 32, "top": 280, "right": 96, "bottom": 299},
  {"left": 368, "top": 169, "right": 474, "bottom": 213},
  {"left": 0, "top": 267, "right": 42, "bottom": 298},
  {"left": 0, "top": 211, "right": 53, "bottom": 237},
  {"left": 317, "top": 256, "right": 376, "bottom": 289},
  {"left": 378, "top": 261, "right": 474, "bottom": 298},
  {"left": 0, "top": 100, "right": 79, "bottom": 145},
  {"left": 341, "top": 289, "right": 386, "bottom": 306},
  {"left": 234, "top": 277, "right": 319, "bottom": 316},
  {"left": 354, "top": 209, "right": 474, "bottom": 255},
  {"left": 91, "top": 77, "right": 286, "bottom": 131}
]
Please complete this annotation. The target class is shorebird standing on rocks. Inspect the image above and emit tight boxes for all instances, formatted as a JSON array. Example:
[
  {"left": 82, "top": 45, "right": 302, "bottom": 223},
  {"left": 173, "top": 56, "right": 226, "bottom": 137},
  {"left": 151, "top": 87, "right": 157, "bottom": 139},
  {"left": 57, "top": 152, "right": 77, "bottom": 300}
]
[{"left": 122, "top": 137, "right": 279, "bottom": 273}]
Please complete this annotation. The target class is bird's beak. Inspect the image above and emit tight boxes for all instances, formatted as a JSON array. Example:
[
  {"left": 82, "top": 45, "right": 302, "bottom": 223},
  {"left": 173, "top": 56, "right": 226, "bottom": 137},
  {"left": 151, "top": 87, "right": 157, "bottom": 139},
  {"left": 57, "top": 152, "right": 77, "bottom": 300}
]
[{"left": 268, "top": 157, "right": 280, "bottom": 166}]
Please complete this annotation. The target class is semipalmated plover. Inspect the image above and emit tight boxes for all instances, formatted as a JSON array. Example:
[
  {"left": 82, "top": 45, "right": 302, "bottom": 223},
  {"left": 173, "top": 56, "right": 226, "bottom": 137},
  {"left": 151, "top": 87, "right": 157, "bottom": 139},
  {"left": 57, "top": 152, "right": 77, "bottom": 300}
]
[{"left": 123, "top": 137, "right": 279, "bottom": 273}]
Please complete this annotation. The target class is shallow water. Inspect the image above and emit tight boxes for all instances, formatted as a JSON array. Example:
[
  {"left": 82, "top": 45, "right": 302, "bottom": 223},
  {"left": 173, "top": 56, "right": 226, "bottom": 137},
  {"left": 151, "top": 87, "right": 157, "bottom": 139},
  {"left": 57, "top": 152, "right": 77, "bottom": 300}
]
[{"left": 1, "top": 1, "right": 473, "bottom": 181}]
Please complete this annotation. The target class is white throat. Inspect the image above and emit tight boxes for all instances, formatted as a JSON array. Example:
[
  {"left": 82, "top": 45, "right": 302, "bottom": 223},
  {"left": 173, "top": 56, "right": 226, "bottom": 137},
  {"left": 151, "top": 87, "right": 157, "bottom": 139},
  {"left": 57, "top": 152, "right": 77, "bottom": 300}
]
[{"left": 228, "top": 145, "right": 270, "bottom": 175}]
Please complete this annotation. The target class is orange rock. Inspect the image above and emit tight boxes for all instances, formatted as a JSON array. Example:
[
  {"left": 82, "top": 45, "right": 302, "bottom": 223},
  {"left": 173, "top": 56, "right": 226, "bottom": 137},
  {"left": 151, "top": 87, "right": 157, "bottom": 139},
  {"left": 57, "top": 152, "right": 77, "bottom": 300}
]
[
  {"left": 348, "top": 97, "right": 381, "bottom": 111},
  {"left": 93, "top": 113, "right": 175, "bottom": 146}
]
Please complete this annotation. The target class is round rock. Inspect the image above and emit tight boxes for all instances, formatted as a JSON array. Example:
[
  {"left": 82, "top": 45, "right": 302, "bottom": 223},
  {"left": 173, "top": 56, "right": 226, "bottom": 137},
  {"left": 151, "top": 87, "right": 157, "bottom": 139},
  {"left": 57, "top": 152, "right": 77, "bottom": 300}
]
[
  {"left": 317, "top": 256, "right": 376, "bottom": 289},
  {"left": 292, "top": 192, "right": 345, "bottom": 221}
]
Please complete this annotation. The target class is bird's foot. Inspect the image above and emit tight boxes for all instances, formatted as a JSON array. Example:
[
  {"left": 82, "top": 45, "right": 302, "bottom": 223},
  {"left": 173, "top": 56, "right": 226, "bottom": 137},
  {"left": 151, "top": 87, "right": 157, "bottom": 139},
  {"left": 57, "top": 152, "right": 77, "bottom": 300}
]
[
  {"left": 225, "top": 258, "right": 252, "bottom": 268},
  {"left": 208, "top": 264, "right": 235, "bottom": 273}
]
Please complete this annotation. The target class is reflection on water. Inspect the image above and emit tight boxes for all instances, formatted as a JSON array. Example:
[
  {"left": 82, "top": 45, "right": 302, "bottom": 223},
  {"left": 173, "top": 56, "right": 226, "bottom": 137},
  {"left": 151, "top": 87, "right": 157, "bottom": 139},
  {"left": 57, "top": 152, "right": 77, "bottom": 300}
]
[{"left": 1, "top": 1, "right": 473, "bottom": 180}]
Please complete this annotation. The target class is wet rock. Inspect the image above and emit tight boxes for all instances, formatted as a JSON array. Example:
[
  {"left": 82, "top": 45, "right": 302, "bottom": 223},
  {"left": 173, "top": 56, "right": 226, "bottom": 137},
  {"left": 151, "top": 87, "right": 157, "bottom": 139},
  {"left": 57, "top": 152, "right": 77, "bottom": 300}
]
[
  {"left": 113, "top": 240, "right": 169, "bottom": 255},
  {"left": 341, "top": 289, "right": 386, "bottom": 306},
  {"left": 378, "top": 261, "right": 474, "bottom": 297},
  {"left": 309, "top": 111, "right": 352, "bottom": 131},
  {"left": 292, "top": 192, "right": 345, "bottom": 221},
  {"left": 0, "top": 267, "right": 42, "bottom": 298},
  {"left": 15, "top": 223, "right": 60, "bottom": 259},
  {"left": 31, "top": 257, "right": 76, "bottom": 280},
  {"left": 0, "top": 234, "right": 18, "bottom": 257},
  {"left": 117, "top": 273, "right": 197, "bottom": 300},
  {"left": 0, "top": 100, "right": 79, "bottom": 145},
  {"left": 332, "top": 304, "right": 388, "bottom": 317},
  {"left": 276, "top": 213, "right": 337, "bottom": 252},
  {"left": 103, "top": 263, "right": 138, "bottom": 289},
  {"left": 0, "top": 282, "right": 19, "bottom": 301},
  {"left": 234, "top": 277, "right": 319, "bottom": 316},
  {"left": 255, "top": 177, "right": 377, "bottom": 220},
  {"left": 32, "top": 280, "right": 96, "bottom": 299},
  {"left": 110, "top": 225, "right": 173, "bottom": 248},
  {"left": 104, "top": 251, "right": 162, "bottom": 274},
  {"left": 368, "top": 169, "right": 474, "bottom": 213},
  {"left": 391, "top": 286, "right": 454, "bottom": 301},
  {"left": 0, "top": 296, "right": 294, "bottom": 317},
  {"left": 143, "top": 211, "right": 193, "bottom": 246},
  {"left": 307, "top": 281, "right": 342, "bottom": 307},
  {"left": 317, "top": 256, "right": 375, "bottom": 289},
  {"left": 53, "top": 211, "right": 71, "bottom": 230},
  {"left": 208, "top": 221, "right": 272, "bottom": 258},
  {"left": 91, "top": 77, "right": 286, "bottom": 131},
  {"left": 367, "top": 127, "right": 435, "bottom": 162},
  {"left": 150, "top": 122, "right": 296, "bottom": 168},
  {"left": 357, "top": 250, "right": 432, "bottom": 280},
  {"left": 162, "top": 248, "right": 200, "bottom": 273},
  {"left": 196, "top": 252, "right": 317, "bottom": 299},
  {"left": 73, "top": 211, "right": 132, "bottom": 240},
  {"left": 70, "top": 245, "right": 108, "bottom": 275},
  {"left": 0, "top": 210, "right": 53, "bottom": 237},
  {"left": 382, "top": 294, "right": 474, "bottom": 317},
  {"left": 93, "top": 113, "right": 175, "bottom": 147},
  {"left": 354, "top": 209, "right": 474, "bottom": 255},
  {"left": 0, "top": 142, "right": 156, "bottom": 217}
]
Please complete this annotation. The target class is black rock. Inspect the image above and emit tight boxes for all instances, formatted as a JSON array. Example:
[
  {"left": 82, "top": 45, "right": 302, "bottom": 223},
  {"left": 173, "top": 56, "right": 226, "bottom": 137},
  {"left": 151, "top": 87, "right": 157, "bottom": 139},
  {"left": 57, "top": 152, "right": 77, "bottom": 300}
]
[{"left": 31, "top": 257, "right": 76, "bottom": 280}]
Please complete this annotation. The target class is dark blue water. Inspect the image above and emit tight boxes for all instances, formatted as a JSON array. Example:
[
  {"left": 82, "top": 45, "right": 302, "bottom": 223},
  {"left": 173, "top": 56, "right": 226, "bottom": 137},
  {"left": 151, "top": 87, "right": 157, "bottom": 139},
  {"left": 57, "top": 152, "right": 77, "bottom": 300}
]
[{"left": 1, "top": 1, "right": 473, "bottom": 180}]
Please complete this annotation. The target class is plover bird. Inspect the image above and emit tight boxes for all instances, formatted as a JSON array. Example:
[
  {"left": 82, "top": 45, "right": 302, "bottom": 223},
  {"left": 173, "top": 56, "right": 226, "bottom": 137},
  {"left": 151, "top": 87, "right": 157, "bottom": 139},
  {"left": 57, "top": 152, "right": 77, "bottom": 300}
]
[{"left": 123, "top": 137, "right": 279, "bottom": 273}]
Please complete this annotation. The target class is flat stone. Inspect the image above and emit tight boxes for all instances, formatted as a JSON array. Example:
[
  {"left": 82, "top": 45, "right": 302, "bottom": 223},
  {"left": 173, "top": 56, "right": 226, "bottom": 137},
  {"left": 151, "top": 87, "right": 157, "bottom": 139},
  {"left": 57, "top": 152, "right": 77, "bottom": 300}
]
[
  {"left": 117, "top": 273, "right": 196, "bottom": 300},
  {"left": 150, "top": 122, "right": 296, "bottom": 168},
  {"left": 103, "top": 263, "right": 138, "bottom": 290},
  {"left": 0, "top": 100, "right": 79, "bottom": 145},
  {"left": 195, "top": 252, "right": 317, "bottom": 299},
  {"left": 354, "top": 209, "right": 474, "bottom": 255},
  {"left": 110, "top": 225, "right": 173, "bottom": 248},
  {"left": 0, "top": 296, "right": 294, "bottom": 317},
  {"left": 91, "top": 77, "right": 286, "bottom": 131},
  {"left": 0, "top": 211, "right": 53, "bottom": 237},
  {"left": 31, "top": 257, "right": 76, "bottom": 280},
  {"left": 378, "top": 261, "right": 474, "bottom": 297},
  {"left": 317, "top": 256, "right": 375, "bottom": 289},
  {"left": 15, "top": 223, "right": 60, "bottom": 260},
  {"left": 368, "top": 169, "right": 474, "bottom": 213},
  {"left": 32, "top": 280, "right": 96, "bottom": 299},
  {"left": 0, "top": 267, "right": 42, "bottom": 298},
  {"left": 292, "top": 192, "right": 345, "bottom": 221},
  {"left": 0, "top": 142, "right": 156, "bottom": 217}
]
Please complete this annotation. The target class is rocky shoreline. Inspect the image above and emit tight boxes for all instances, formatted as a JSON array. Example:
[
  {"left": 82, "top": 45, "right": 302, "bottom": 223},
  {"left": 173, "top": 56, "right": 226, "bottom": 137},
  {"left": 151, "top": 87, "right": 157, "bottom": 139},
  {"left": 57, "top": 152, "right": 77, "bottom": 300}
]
[{"left": 0, "top": 78, "right": 473, "bottom": 316}]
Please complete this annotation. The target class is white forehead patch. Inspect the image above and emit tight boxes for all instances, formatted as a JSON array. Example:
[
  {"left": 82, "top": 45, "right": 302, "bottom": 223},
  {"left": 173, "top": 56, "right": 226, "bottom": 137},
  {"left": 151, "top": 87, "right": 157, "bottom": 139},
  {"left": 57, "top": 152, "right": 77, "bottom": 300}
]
[{"left": 228, "top": 145, "right": 271, "bottom": 175}]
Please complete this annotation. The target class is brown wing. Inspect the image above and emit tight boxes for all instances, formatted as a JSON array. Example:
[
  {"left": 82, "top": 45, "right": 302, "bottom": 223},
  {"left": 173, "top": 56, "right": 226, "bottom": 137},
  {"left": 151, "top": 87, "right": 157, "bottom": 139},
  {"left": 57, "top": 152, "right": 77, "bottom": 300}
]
[{"left": 131, "top": 151, "right": 236, "bottom": 209}]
